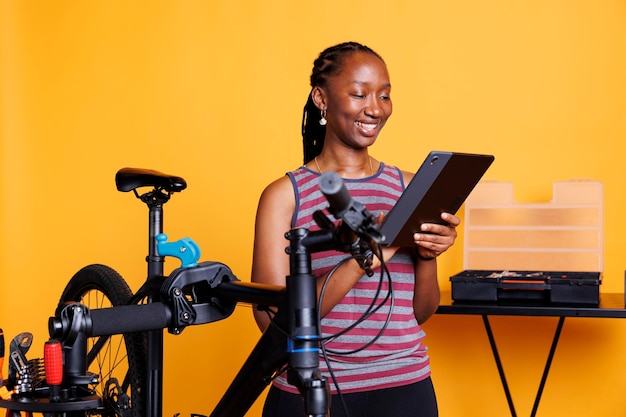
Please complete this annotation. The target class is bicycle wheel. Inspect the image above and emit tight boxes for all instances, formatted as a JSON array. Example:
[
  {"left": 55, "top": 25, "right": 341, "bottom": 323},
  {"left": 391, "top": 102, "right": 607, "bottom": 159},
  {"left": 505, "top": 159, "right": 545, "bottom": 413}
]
[{"left": 56, "top": 264, "right": 147, "bottom": 417}]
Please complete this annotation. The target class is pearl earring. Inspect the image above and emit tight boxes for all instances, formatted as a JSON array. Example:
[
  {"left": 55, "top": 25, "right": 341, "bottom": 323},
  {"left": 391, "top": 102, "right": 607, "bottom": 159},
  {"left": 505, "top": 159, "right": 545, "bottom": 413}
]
[{"left": 319, "top": 109, "right": 327, "bottom": 126}]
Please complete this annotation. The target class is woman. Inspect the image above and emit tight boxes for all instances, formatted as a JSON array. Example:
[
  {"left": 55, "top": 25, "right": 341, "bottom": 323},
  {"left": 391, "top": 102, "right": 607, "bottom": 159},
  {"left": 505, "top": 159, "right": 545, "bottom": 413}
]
[{"left": 251, "top": 41, "right": 459, "bottom": 417}]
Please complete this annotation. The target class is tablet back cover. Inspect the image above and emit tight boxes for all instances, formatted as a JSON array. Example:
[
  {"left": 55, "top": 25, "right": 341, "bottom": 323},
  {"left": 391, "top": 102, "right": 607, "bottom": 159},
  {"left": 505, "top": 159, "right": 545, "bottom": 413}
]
[{"left": 381, "top": 151, "right": 494, "bottom": 247}]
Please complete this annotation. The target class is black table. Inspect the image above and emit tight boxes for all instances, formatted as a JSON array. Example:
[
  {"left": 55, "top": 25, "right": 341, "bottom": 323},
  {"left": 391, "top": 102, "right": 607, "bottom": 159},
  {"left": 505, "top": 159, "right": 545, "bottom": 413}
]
[{"left": 435, "top": 291, "right": 626, "bottom": 417}]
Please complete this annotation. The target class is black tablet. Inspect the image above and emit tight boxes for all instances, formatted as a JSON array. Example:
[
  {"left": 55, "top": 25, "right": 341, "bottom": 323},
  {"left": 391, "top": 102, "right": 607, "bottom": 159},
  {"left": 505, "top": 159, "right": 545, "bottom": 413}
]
[{"left": 380, "top": 151, "right": 495, "bottom": 247}]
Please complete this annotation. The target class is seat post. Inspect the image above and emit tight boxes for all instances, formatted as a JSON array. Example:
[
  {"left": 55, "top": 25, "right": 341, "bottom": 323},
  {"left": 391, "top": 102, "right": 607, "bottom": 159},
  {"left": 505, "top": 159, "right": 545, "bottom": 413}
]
[
  {"left": 142, "top": 191, "right": 170, "bottom": 417},
  {"left": 147, "top": 204, "right": 165, "bottom": 278},
  {"left": 140, "top": 189, "right": 170, "bottom": 279}
]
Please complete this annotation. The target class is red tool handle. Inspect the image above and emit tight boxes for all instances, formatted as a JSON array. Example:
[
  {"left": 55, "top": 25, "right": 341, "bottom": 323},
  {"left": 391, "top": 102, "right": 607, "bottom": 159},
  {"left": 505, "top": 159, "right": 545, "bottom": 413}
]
[{"left": 44, "top": 339, "right": 63, "bottom": 385}]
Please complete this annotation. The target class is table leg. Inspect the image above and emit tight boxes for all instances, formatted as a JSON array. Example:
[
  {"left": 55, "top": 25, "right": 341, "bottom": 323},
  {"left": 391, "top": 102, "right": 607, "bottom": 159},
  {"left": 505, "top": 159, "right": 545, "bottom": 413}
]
[
  {"left": 530, "top": 316, "right": 565, "bottom": 417},
  {"left": 482, "top": 314, "right": 517, "bottom": 417}
]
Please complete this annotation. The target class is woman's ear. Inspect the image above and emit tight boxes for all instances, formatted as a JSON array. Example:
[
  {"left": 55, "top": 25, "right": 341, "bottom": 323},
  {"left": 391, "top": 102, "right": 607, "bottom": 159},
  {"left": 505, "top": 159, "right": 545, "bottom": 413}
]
[{"left": 311, "top": 86, "right": 326, "bottom": 111}]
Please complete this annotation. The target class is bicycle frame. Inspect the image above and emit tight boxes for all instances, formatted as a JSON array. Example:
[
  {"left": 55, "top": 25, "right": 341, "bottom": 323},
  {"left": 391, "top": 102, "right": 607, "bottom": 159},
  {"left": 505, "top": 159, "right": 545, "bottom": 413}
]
[
  {"left": 1, "top": 168, "right": 381, "bottom": 417},
  {"left": 49, "top": 218, "right": 364, "bottom": 416}
]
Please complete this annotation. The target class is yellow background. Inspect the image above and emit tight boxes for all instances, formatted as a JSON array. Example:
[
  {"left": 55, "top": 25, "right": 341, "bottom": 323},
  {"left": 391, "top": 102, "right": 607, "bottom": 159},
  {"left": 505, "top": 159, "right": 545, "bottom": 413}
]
[{"left": 2, "top": 1, "right": 626, "bottom": 416}]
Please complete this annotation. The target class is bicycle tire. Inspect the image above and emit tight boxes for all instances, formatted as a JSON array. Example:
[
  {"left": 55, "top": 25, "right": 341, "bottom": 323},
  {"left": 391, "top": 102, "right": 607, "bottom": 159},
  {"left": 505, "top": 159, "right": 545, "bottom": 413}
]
[{"left": 56, "top": 264, "right": 147, "bottom": 417}]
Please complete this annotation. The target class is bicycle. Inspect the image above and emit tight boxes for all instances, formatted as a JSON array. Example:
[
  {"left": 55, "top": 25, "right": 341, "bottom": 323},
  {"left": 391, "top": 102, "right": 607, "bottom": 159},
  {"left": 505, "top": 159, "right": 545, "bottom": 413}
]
[{"left": 0, "top": 167, "right": 383, "bottom": 417}]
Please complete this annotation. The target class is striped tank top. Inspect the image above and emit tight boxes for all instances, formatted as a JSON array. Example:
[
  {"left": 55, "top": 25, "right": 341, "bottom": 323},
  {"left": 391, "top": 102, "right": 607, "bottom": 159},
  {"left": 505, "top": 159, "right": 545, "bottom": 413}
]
[{"left": 272, "top": 163, "right": 431, "bottom": 395}]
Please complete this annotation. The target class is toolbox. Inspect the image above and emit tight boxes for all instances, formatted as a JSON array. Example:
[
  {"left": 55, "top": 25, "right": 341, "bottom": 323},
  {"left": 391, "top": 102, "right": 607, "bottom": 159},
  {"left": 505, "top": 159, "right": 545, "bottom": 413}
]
[
  {"left": 451, "top": 179, "right": 604, "bottom": 305},
  {"left": 450, "top": 270, "right": 602, "bottom": 305}
]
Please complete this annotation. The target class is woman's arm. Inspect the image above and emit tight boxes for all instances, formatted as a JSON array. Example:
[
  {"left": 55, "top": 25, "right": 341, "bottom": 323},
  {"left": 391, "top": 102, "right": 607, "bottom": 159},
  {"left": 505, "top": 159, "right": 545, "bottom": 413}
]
[
  {"left": 250, "top": 175, "right": 295, "bottom": 331},
  {"left": 411, "top": 214, "right": 459, "bottom": 323},
  {"left": 412, "top": 256, "right": 440, "bottom": 324}
]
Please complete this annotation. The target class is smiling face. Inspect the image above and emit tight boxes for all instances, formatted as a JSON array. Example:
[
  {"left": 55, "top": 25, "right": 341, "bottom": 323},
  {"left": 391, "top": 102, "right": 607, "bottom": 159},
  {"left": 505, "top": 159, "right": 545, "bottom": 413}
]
[{"left": 312, "top": 51, "right": 392, "bottom": 152}]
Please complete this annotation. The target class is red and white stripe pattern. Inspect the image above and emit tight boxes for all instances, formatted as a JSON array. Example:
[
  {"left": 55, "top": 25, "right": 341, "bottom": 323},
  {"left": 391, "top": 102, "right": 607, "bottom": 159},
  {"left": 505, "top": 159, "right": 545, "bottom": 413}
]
[{"left": 273, "top": 163, "right": 430, "bottom": 394}]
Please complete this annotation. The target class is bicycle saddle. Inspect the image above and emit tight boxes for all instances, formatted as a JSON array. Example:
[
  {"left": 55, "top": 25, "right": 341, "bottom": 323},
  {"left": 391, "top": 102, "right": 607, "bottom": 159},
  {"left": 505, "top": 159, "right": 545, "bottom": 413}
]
[{"left": 115, "top": 168, "right": 187, "bottom": 193}]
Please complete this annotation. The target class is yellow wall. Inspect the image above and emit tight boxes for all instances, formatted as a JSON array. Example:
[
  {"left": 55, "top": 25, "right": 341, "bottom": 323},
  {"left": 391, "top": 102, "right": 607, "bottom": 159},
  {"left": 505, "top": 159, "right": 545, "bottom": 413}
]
[{"left": 1, "top": 1, "right": 625, "bottom": 416}]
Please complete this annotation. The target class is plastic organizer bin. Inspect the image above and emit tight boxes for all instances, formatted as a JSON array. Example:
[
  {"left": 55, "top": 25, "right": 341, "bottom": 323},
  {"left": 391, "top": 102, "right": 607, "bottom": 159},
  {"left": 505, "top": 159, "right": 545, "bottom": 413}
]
[{"left": 451, "top": 179, "right": 603, "bottom": 304}]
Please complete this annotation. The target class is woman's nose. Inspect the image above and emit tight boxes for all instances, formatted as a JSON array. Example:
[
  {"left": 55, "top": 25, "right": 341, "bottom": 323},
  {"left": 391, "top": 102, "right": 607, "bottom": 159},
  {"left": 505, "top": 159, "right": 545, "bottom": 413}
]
[{"left": 364, "top": 99, "right": 383, "bottom": 117}]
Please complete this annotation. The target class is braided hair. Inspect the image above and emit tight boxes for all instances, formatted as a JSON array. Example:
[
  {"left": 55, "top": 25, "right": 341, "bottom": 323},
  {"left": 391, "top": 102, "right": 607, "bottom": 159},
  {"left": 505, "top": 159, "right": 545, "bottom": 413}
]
[{"left": 301, "top": 42, "right": 384, "bottom": 164}]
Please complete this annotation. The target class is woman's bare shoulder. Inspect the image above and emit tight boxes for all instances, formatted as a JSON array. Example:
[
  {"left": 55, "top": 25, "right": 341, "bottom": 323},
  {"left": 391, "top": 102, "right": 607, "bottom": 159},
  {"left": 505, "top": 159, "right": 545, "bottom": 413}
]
[
  {"left": 254, "top": 174, "right": 298, "bottom": 226},
  {"left": 259, "top": 174, "right": 295, "bottom": 207}
]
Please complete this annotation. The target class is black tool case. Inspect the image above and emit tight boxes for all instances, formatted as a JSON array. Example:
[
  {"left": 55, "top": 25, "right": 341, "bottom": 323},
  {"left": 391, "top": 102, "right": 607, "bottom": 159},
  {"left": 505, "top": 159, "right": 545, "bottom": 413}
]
[{"left": 450, "top": 270, "right": 602, "bottom": 305}]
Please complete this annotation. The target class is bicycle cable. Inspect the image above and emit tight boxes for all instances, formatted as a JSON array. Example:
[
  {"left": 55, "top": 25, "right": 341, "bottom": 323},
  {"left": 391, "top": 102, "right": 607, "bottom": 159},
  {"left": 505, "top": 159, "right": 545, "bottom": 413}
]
[
  {"left": 317, "top": 244, "right": 394, "bottom": 349},
  {"left": 257, "top": 246, "right": 392, "bottom": 349},
  {"left": 316, "top": 246, "right": 395, "bottom": 417}
]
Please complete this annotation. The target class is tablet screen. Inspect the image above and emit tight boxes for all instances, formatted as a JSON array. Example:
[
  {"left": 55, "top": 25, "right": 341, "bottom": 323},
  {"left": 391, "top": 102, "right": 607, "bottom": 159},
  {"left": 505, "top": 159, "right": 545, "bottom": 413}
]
[{"left": 380, "top": 151, "right": 494, "bottom": 247}]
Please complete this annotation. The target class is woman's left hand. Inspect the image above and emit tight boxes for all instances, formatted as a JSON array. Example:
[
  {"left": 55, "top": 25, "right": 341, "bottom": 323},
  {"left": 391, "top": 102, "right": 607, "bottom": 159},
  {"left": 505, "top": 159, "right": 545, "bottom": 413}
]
[{"left": 413, "top": 212, "right": 460, "bottom": 260}]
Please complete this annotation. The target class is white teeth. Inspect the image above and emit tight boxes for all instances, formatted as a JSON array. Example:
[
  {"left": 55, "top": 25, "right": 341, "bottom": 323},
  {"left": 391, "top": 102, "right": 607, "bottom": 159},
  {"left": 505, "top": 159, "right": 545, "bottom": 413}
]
[{"left": 356, "top": 121, "right": 377, "bottom": 131}]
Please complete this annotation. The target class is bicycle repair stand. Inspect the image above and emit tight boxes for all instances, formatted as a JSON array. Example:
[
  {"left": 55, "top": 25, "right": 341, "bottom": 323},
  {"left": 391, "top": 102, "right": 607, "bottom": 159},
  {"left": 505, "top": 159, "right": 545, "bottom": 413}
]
[
  {"left": 0, "top": 170, "right": 379, "bottom": 417},
  {"left": 285, "top": 227, "right": 330, "bottom": 416}
]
